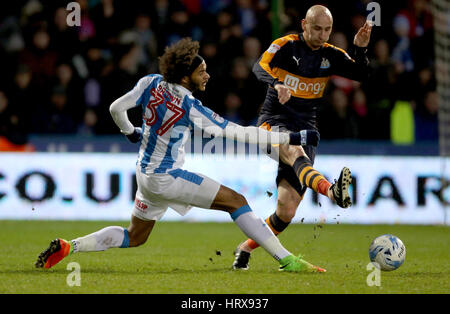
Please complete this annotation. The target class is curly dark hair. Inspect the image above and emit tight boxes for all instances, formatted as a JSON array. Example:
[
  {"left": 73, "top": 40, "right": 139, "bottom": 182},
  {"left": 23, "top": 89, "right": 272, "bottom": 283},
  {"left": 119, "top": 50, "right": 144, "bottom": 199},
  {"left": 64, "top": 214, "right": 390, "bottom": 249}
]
[{"left": 159, "top": 38, "right": 200, "bottom": 84}]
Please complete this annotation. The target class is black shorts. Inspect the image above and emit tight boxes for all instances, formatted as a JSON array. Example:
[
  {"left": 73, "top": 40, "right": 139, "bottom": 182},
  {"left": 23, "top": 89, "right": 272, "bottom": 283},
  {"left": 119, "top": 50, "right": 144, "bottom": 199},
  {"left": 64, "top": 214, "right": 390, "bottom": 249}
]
[{"left": 257, "top": 116, "right": 317, "bottom": 197}]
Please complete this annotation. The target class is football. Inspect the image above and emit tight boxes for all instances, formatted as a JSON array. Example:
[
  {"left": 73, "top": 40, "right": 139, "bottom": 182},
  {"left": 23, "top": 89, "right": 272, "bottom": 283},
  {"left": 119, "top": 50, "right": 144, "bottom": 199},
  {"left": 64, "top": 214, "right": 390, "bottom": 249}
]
[{"left": 369, "top": 234, "right": 406, "bottom": 271}]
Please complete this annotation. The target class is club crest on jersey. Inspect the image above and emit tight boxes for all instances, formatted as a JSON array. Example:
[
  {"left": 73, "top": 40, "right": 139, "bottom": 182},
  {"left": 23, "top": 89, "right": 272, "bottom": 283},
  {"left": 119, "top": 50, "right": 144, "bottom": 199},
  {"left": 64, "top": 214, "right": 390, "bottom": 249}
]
[{"left": 320, "top": 58, "right": 330, "bottom": 69}]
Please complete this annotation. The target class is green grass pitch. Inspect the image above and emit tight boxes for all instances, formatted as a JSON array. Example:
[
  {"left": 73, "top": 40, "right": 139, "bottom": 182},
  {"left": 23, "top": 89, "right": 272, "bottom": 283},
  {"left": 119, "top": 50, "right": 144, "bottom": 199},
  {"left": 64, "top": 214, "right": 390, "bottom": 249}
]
[{"left": 0, "top": 220, "right": 448, "bottom": 294}]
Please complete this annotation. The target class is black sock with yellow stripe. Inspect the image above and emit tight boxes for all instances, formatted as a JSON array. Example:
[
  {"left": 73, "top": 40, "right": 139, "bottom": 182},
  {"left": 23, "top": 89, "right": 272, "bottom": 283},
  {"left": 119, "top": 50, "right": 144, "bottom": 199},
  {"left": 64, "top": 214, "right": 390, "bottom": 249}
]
[
  {"left": 247, "top": 212, "right": 290, "bottom": 249},
  {"left": 292, "top": 156, "right": 329, "bottom": 195},
  {"left": 266, "top": 213, "right": 290, "bottom": 235}
]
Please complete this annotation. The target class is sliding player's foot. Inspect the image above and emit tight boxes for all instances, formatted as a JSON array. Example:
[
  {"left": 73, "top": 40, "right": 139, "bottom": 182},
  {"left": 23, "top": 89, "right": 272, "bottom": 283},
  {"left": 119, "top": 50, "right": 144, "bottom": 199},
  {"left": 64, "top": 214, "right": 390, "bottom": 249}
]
[
  {"left": 279, "top": 255, "right": 326, "bottom": 273},
  {"left": 330, "top": 167, "right": 352, "bottom": 208},
  {"left": 232, "top": 243, "right": 251, "bottom": 270},
  {"left": 35, "top": 239, "right": 72, "bottom": 269}
]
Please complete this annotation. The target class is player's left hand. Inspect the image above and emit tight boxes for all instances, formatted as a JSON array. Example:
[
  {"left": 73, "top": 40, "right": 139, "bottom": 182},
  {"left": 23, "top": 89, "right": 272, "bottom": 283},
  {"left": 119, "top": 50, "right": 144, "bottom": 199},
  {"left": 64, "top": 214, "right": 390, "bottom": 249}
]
[
  {"left": 125, "top": 127, "right": 142, "bottom": 143},
  {"left": 353, "top": 21, "right": 373, "bottom": 47},
  {"left": 289, "top": 130, "right": 320, "bottom": 146}
]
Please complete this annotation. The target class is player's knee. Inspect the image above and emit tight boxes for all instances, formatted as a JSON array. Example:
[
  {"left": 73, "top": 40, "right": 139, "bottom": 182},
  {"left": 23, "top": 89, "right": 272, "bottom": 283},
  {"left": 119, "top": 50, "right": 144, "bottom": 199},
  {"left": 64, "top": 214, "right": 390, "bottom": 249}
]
[
  {"left": 276, "top": 199, "right": 298, "bottom": 222},
  {"left": 291, "top": 146, "right": 306, "bottom": 159},
  {"left": 229, "top": 191, "right": 248, "bottom": 212}
]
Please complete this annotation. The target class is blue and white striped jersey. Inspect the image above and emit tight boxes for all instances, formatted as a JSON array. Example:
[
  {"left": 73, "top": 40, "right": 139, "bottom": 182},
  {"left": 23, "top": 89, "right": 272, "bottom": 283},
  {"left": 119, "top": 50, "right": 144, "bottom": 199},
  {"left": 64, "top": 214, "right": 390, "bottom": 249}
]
[
  {"left": 133, "top": 74, "right": 230, "bottom": 174},
  {"left": 109, "top": 74, "right": 289, "bottom": 175}
]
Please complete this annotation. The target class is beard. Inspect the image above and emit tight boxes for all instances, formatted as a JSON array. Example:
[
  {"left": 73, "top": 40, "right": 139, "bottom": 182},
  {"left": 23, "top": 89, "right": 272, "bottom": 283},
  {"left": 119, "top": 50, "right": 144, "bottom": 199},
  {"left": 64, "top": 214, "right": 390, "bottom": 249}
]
[{"left": 187, "top": 77, "right": 206, "bottom": 92}]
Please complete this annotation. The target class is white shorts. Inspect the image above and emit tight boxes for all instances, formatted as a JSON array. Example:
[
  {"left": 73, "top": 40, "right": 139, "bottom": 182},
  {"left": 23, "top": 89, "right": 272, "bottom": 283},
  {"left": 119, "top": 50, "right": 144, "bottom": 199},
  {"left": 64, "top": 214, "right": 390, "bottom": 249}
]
[{"left": 132, "top": 168, "right": 221, "bottom": 221}]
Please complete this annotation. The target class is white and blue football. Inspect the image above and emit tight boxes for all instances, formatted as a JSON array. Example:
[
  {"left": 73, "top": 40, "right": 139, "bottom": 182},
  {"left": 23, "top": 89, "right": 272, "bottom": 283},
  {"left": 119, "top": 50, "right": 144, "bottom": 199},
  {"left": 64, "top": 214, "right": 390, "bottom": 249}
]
[{"left": 369, "top": 234, "right": 406, "bottom": 271}]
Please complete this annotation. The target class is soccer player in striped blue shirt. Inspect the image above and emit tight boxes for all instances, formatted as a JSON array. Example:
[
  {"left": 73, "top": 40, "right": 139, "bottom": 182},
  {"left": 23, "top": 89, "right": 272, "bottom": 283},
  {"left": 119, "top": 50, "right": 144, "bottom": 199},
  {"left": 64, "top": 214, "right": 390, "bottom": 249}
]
[{"left": 35, "top": 38, "right": 325, "bottom": 273}]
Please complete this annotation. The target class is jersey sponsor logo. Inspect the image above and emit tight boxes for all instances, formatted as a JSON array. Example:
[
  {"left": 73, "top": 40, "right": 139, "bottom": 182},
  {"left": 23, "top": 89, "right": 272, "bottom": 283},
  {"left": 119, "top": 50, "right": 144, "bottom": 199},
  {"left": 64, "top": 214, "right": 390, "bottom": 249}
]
[
  {"left": 267, "top": 43, "right": 281, "bottom": 54},
  {"left": 284, "top": 74, "right": 300, "bottom": 92},
  {"left": 278, "top": 71, "right": 329, "bottom": 99},
  {"left": 134, "top": 199, "right": 149, "bottom": 213}
]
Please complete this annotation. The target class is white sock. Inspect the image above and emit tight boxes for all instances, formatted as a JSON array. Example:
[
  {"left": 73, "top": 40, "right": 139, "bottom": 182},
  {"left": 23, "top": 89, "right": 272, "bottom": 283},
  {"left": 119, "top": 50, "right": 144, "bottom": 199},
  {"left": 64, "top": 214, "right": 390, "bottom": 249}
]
[
  {"left": 231, "top": 205, "right": 291, "bottom": 261},
  {"left": 71, "top": 226, "right": 129, "bottom": 253}
]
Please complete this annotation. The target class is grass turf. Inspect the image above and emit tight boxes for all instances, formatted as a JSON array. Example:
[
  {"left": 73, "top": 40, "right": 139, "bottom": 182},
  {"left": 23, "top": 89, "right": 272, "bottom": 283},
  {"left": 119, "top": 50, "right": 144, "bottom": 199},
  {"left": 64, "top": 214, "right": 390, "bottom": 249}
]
[{"left": 0, "top": 220, "right": 448, "bottom": 294}]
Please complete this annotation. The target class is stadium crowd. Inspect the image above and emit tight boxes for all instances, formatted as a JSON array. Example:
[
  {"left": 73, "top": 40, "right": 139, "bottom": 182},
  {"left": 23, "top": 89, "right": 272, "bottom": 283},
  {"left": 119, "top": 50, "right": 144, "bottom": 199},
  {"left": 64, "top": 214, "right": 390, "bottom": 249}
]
[{"left": 0, "top": 0, "right": 438, "bottom": 151}]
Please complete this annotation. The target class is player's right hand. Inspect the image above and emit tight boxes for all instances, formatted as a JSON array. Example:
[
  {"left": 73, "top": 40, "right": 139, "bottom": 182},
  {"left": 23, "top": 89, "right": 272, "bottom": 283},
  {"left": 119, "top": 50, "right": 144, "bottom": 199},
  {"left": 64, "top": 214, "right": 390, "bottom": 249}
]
[
  {"left": 354, "top": 20, "right": 373, "bottom": 47},
  {"left": 274, "top": 84, "right": 291, "bottom": 104},
  {"left": 289, "top": 130, "right": 320, "bottom": 146},
  {"left": 126, "top": 127, "right": 142, "bottom": 143}
]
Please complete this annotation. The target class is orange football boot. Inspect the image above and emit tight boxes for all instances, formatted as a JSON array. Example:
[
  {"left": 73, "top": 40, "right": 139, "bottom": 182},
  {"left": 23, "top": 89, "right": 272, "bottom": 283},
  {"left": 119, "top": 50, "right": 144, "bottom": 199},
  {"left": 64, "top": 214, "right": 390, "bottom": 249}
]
[{"left": 35, "top": 239, "right": 72, "bottom": 269}]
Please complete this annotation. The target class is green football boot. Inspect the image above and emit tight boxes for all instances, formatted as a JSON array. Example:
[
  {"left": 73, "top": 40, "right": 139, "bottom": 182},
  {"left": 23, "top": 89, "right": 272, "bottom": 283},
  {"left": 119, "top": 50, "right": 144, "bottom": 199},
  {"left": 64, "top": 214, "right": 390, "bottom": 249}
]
[{"left": 279, "top": 255, "right": 326, "bottom": 273}]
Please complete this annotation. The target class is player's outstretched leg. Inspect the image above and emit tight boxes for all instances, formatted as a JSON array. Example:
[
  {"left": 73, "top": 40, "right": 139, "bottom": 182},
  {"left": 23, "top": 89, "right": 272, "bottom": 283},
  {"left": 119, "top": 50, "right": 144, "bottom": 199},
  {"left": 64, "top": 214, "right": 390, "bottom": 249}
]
[
  {"left": 232, "top": 212, "right": 290, "bottom": 270},
  {"left": 35, "top": 226, "right": 129, "bottom": 269},
  {"left": 213, "top": 185, "right": 325, "bottom": 273},
  {"left": 292, "top": 156, "right": 352, "bottom": 208},
  {"left": 35, "top": 238, "right": 72, "bottom": 269},
  {"left": 229, "top": 205, "right": 325, "bottom": 273},
  {"left": 35, "top": 218, "right": 154, "bottom": 269},
  {"left": 233, "top": 179, "right": 302, "bottom": 270}
]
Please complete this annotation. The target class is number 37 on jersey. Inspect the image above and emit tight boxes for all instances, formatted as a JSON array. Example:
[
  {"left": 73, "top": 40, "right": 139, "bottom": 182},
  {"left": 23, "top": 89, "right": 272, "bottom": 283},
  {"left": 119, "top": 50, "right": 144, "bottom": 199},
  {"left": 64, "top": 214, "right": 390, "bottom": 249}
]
[{"left": 144, "top": 87, "right": 186, "bottom": 136}]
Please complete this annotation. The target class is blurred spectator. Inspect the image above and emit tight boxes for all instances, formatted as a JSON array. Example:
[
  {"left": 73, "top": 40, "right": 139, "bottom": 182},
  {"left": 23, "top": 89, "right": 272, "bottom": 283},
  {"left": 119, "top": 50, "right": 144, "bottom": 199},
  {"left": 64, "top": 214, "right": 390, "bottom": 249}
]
[
  {"left": 196, "top": 39, "right": 223, "bottom": 113},
  {"left": 165, "top": 3, "right": 203, "bottom": 47},
  {"left": 236, "top": 0, "right": 257, "bottom": 36},
  {"left": 411, "top": 65, "right": 436, "bottom": 110},
  {"left": 228, "top": 57, "right": 265, "bottom": 124},
  {"left": 0, "top": 15, "right": 24, "bottom": 54},
  {"left": 222, "top": 92, "right": 245, "bottom": 125},
  {"left": 216, "top": 9, "right": 244, "bottom": 60},
  {"left": 91, "top": 0, "right": 122, "bottom": 46},
  {"left": 19, "top": 28, "right": 59, "bottom": 90},
  {"left": 329, "top": 31, "right": 360, "bottom": 95},
  {"left": 391, "top": 13, "right": 417, "bottom": 101},
  {"left": 77, "top": 0, "right": 97, "bottom": 42},
  {"left": 49, "top": 6, "right": 80, "bottom": 60},
  {"left": 365, "top": 39, "right": 397, "bottom": 102},
  {"left": 319, "top": 88, "right": 359, "bottom": 140},
  {"left": 52, "top": 62, "right": 85, "bottom": 123},
  {"left": 351, "top": 87, "right": 369, "bottom": 138},
  {"left": 45, "top": 86, "right": 76, "bottom": 134},
  {"left": 242, "top": 36, "right": 261, "bottom": 68},
  {"left": 7, "top": 64, "right": 42, "bottom": 133},
  {"left": 132, "top": 14, "right": 158, "bottom": 73},
  {"left": 83, "top": 40, "right": 108, "bottom": 79},
  {"left": 151, "top": 0, "right": 171, "bottom": 37},
  {"left": 392, "top": 14, "right": 415, "bottom": 74},
  {"left": 0, "top": 90, "right": 34, "bottom": 151},
  {"left": 363, "top": 39, "right": 397, "bottom": 140},
  {"left": 78, "top": 108, "right": 99, "bottom": 136},
  {"left": 200, "top": 40, "right": 220, "bottom": 77},
  {"left": 230, "top": 57, "right": 251, "bottom": 91},
  {"left": 97, "top": 43, "right": 141, "bottom": 133},
  {"left": 415, "top": 91, "right": 439, "bottom": 142},
  {"left": 181, "top": 0, "right": 201, "bottom": 16}
]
